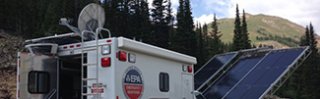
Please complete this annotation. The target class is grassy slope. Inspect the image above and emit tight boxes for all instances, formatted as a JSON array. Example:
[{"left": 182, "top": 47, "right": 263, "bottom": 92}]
[{"left": 209, "top": 14, "right": 305, "bottom": 48}]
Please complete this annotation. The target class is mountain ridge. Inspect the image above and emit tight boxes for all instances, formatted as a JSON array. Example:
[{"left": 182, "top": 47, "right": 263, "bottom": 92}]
[{"left": 210, "top": 13, "right": 318, "bottom": 48}]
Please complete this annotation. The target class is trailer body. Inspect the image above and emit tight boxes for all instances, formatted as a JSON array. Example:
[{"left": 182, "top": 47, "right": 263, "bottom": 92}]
[{"left": 17, "top": 37, "right": 197, "bottom": 99}]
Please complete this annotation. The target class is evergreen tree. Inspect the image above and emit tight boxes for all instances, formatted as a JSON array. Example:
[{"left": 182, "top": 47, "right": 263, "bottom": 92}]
[
  {"left": 232, "top": 4, "right": 242, "bottom": 51},
  {"left": 126, "top": 0, "right": 151, "bottom": 42},
  {"left": 202, "top": 23, "right": 210, "bottom": 60},
  {"left": 167, "top": 0, "right": 175, "bottom": 49},
  {"left": 104, "top": 0, "right": 129, "bottom": 37},
  {"left": 196, "top": 23, "right": 204, "bottom": 66},
  {"left": 173, "top": 0, "right": 197, "bottom": 56},
  {"left": 39, "top": 0, "right": 62, "bottom": 36},
  {"left": 300, "top": 26, "right": 310, "bottom": 46},
  {"left": 307, "top": 23, "right": 319, "bottom": 97},
  {"left": 241, "top": 10, "right": 251, "bottom": 49},
  {"left": 139, "top": 0, "right": 152, "bottom": 42},
  {"left": 301, "top": 23, "right": 319, "bottom": 98},
  {"left": 209, "top": 14, "right": 223, "bottom": 56},
  {"left": 308, "top": 23, "right": 317, "bottom": 53},
  {"left": 127, "top": 0, "right": 140, "bottom": 38},
  {"left": 203, "top": 24, "right": 208, "bottom": 39},
  {"left": 151, "top": 0, "right": 172, "bottom": 48}
]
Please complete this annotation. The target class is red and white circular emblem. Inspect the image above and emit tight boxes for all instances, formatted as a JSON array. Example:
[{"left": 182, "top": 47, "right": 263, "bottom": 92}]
[{"left": 123, "top": 66, "right": 144, "bottom": 99}]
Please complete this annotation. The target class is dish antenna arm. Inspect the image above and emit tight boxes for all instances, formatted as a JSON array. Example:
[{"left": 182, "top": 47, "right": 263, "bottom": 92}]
[
  {"left": 59, "top": 18, "right": 80, "bottom": 33},
  {"left": 81, "top": 30, "right": 96, "bottom": 40},
  {"left": 96, "top": 27, "right": 111, "bottom": 38}
]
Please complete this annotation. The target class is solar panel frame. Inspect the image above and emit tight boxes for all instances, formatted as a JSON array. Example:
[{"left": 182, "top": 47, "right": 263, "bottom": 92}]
[
  {"left": 259, "top": 47, "right": 310, "bottom": 98},
  {"left": 200, "top": 48, "right": 272, "bottom": 93},
  {"left": 194, "top": 52, "right": 238, "bottom": 90},
  {"left": 222, "top": 52, "right": 292, "bottom": 98},
  {"left": 200, "top": 47, "right": 310, "bottom": 99},
  {"left": 203, "top": 51, "right": 270, "bottom": 98},
  {"left": 220, "top": 49, "right": 303, "bottom": 99}
]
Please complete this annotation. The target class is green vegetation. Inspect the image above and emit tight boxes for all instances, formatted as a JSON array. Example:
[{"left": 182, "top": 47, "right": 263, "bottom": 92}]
[
  {"left": 231, "top": 4, "right": 243, "bottom": 51},
  {"left": 150, "top": 0, "right": 173, "bottom": 49},
  {"left": 208, "top": 14, "right": 224, "bottom": 56},
  {"left": 171, "top": 0, "right": 197, "bottom": 56},
  {"left": 255, "top": 28, "right": 299, "bottom": 47},
  {"left": 215, "top": 14, "right": 304, "bottom": 47}
]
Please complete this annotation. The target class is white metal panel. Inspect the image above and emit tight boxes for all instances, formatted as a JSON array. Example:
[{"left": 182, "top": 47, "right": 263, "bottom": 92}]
[
  {"left": 117, "top": 37, "right": 197, "bottom": 64},
  {"left": 95, "top": 38, "right": 117, "bottom": 99},
  {"left": 114, "top": 49, "right": 194, "bottom": 99},
  {"left": 18, "top": 53, "right": 57, "bottom": 99},
  {"left": 182, "top": 73, "right": 194, "bottom": 99}
]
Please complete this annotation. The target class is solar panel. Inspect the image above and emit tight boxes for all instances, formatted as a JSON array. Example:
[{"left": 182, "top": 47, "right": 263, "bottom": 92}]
[
  {"left": 203, "top": 52, "right": 268, "bottom": 98},
  {"left": 194, "top": 53, "right": 237, "bottom": 89},
  {"left": 201, "top": 47, "right": 307, "bottom": 99},
  {"left": 221, "top": 48, "right": 305, "bottom": 99}
]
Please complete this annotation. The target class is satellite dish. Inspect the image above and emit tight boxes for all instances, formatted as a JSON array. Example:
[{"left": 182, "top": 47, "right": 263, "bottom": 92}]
[{"left": 78, "top": 3, "right": 105, "bottom": 40}]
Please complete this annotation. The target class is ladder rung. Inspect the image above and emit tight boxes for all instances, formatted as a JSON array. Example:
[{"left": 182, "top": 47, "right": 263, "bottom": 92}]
[
  {"left": 82, "top": 63, "right": 97, "bottom": 66},
  {"left": 82, "top": 93, "right": 99, "bottom": 96},
  {"left": 82, "top": 78, "right": 97, "bottom": 81}
]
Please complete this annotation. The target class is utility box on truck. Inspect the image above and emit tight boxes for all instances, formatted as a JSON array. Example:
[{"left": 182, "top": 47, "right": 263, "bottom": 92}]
[{"left": 17, "top": 36, "right": 197, "bottom": 99}]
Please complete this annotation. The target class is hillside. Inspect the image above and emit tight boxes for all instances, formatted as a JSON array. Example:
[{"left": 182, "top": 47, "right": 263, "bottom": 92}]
[{"left": 212, "top": 13, "right": 308, "bottom": 48}]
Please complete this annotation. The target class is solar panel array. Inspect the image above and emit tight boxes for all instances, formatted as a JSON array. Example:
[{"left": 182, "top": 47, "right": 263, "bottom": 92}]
[
  {"left": 195, "top": 47, "right": 308, "bottom": 99},
  {"left": 194, "top": 53, "right": 237, "bottom": 89}
]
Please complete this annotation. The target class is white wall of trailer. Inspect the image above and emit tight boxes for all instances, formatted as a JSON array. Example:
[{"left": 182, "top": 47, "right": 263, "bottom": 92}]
[
  {"left": 84, "top": 37, "right": 197, "bottom": 99},
  {"left": 85, "top": 38, "right": 117, "bottom": 99},
  {"left": 114, "top": 49, "right": 194, "bottom": 99},
  {"left": 18, "top": 37, "right": 197, "bottom": 99}
]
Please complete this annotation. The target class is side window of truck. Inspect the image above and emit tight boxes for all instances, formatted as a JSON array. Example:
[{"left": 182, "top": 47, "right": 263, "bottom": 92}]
[
  {"left": 28, "top": 71, "right": 50, "bottom": 93},
  {"left": 159, "top": 72, "right": 169, "bottom": 92}
]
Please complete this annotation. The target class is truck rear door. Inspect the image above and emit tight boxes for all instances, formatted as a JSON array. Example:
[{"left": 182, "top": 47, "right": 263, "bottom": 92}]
[{"left": 17, "top": 52, "right": 58, "bottom": 99}]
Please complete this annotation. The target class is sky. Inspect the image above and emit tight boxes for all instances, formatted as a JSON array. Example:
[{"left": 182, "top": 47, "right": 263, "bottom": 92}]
[{"left": 148, "top": 0, "right": 320, "bottom": 34}]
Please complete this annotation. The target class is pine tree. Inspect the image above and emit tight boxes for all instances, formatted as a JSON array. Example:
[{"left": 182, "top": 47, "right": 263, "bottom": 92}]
[
  {"left": 202, "top": 23, "right": 210, "bottom": 60},
  {"left": 103, "top": 0, "right": 118, "bottom": 36},
  {"left": 203, "top": 24, "right": 208, "bottom": 39},
  {"left": 173, "top": 0, "right": 197, "bottom": 56},
  {"left": 39, "top": 0, "right": 62, "bottom": 36},
  {"left": 209, "top": 14, "right": 223, "bottom": 56},
  {"left": 139, "top": 0, "right": 152, "bottom": 43},
  {"left": 196, "top": 23, "right": 204, "bottom": 66},
  {"left": 125, "top": 0, "right": 151, "bottom": 42},
  {"left": 165, "top": 0, "right": 174, "bottom": 47},
  {"left": 150, "top": 0, "right": 171, "bottom": 48},
  {"left": 172, "top": 0, "right": 187, "bottom": 53},
  {"left": 308, "top": 23, "right": 319, "bottom": 98},
  {"left": 309, "top": 23, "right": 317, "bottom": 53},
  {"left": 241, "top": 10, "right": 251, "bottom": 49},
  {"left": 232, "top": 4, "right": 242, "bottom": 51},
  {"left": 184, "top": 0, "right": 197, "bottom": 56},
  {"left": 300, "top": 26, "right": 310, "bottom": 46}
]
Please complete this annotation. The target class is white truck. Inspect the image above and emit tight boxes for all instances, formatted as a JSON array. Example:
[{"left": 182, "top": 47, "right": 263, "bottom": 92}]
[
  {"left": 17, "top": 34, "right": 197, "bottom": 99},
  {"left": 17, "top": 3, "right": 198, "bottom": 99}
]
